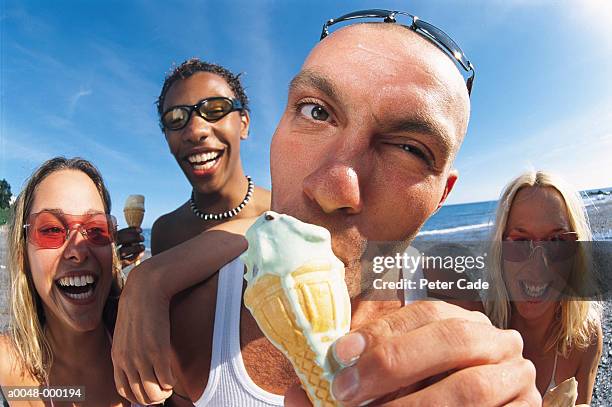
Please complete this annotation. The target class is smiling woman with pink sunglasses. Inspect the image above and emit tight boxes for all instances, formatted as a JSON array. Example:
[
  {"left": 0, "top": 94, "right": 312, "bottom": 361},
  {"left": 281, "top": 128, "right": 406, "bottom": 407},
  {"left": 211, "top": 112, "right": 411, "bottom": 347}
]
[
  {"left": 484, "top": 170, "right": 603, "bottom": 405},
  {"left": 0, "top": 157, "right": 129, "bottom": 406}
]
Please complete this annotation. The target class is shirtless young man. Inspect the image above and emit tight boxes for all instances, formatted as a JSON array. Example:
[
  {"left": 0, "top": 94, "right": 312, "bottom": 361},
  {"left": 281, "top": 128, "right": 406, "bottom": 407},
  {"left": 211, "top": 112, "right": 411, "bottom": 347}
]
[{"left": 152, "top": 59, "right": 270, "bottom": 255}]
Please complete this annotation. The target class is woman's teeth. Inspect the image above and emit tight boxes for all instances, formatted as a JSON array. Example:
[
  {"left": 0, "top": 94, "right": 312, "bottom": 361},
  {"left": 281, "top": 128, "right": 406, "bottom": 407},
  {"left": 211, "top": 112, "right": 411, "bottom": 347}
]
[
  {"left": 57, "top": 275, "right": 95, "bottom": 287},
  {"left": 520, "top": 281, "right": 549, "bottom": 298},
  {"left": 187, "top": 151, "right": 221, "bottom": 170},
  {"left": 64, "top": 291, "right": 94, "bottom": 300},
  {"left": 56, "top": 274, "right": 96, "bottom": 300}
]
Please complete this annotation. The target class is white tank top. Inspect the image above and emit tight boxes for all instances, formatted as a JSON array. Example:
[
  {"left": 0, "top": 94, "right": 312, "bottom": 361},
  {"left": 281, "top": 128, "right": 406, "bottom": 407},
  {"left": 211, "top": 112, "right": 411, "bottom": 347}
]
[
  {"left": 193, "top": 252, "right": 425, "bottom": 406},
  {"left": 194, "top": 258, "right": 284, "bottom": 407}
]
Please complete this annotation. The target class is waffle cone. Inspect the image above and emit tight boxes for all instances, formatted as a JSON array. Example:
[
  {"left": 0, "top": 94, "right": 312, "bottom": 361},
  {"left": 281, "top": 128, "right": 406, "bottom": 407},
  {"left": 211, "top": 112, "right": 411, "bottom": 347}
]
[
  {"left": 124, "top": 208, "right": 144, "bottom": 228},
  {"left": 244, "top": 262, "right": 350, "bottom": 407},
  {"left": 543, "top": 377, "right": 578, "bottom": 407}
]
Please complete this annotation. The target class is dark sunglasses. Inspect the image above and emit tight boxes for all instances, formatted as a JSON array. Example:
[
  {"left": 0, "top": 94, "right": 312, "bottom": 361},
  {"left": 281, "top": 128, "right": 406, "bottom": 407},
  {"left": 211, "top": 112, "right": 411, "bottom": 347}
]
[
  {"left": 502, "top": 232, "right": 579, "bottom": 263},
  {"left": 161, "top": 97, "right": 243, "bottom": 131},
  {"left": 320, "top": 9, "right": 475, "bottom": 96},
  {"left": 24, "top": 211, "right": 116, "bottom": 249}
]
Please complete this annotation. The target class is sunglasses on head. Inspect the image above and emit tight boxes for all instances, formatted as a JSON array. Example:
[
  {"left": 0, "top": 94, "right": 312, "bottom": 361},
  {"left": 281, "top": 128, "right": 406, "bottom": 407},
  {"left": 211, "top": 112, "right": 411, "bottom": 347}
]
[
  {"left": 320, "top": 9, "right": 475, "bottom": 96},
  {"left": 24, "top": 211, "right": 116, "bottom": 249},
  {"left": 502, "top": 232, "right": 579, "bottom": 263},
  {"left": 161, "top": 96, "right": 243, "bottom": 131}
]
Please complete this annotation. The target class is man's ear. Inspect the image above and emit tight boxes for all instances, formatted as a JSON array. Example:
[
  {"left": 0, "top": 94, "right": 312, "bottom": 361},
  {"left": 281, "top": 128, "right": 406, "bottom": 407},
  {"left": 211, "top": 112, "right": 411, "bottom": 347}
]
[
  {"left": 240, "top": 110, "right": 250, "bottom": 140},
  {"left": 437, "top": 169, "right": 458, "bottom": 210}
]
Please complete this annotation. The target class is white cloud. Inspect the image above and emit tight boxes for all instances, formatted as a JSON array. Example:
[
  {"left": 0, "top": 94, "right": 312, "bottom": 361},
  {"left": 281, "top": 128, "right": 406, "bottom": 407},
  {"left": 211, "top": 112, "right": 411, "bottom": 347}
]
[{"left": 67, "top": 87, "right": 93, "bottom": 117}]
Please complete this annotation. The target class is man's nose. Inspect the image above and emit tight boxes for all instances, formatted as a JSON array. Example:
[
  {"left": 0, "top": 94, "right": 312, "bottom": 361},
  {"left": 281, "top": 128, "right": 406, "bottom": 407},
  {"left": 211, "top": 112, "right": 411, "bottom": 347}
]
[
  {"left": 181, "top": 113, "right": 212, "bottom": 144},
  {"left": 62, "top": 229, "right": 89, "bottom": 263},
  {"left": 303, "top": 162, "right": 363, "bottom": 214}
]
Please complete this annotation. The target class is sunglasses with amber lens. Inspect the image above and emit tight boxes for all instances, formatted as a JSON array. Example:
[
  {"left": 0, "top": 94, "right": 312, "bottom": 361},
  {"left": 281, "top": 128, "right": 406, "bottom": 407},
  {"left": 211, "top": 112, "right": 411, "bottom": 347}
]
[
  {"left": 502, "top": 232, "right": 579, "bottom": 263},
  {"left": 24, "top": 211, "right": 116, "bottom": 249},
  {"left": 161, "top": 97, "right": 243, "bottom": 131}
]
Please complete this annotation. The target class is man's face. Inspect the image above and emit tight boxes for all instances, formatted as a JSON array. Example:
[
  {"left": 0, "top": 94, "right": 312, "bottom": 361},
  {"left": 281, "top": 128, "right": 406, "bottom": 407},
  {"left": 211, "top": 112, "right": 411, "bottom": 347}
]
[
  {"left": 270, "top": 24, "right": 470, "bottom": 284},
  {"left": 162, "top": 72, "right": 249, "bottom": 194}
]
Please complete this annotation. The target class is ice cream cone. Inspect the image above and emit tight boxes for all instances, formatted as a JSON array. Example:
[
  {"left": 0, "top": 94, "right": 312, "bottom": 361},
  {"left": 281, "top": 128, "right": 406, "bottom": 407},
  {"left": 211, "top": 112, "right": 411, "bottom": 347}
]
[
  {"left": 543, "top": 377, "right": 578, "bottom": 407},
  {"left": 242, "top": 212, "right": 351, "bottom": 407},
  {"left": 123, "top": 195, "right": 145, "bottom": 228},
  {"left": 123, "top": 195, "right": 145, "bottom": 266}
]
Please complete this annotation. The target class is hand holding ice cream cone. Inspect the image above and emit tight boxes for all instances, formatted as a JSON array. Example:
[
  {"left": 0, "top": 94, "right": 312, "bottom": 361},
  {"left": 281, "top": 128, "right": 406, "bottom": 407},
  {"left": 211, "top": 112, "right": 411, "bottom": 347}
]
[
  {"left": 124, "top": 194, "right": 145, "bottom": 228},
  {"left": 242, "top": 211, "right": 351, "bottom": 407},
  {"left": 119, "top": 194, "right": 146, "bottom": 267}
]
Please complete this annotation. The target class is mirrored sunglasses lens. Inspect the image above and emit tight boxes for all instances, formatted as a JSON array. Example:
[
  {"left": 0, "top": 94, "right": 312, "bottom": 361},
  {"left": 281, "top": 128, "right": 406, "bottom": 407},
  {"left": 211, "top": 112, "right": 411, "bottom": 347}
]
[
  {"left": 545, "top": 240, "right": 578, "bottom": 262},
  {"left": 163, "top": 108, "right": 189, "bottom": 129},
  {"left": 502, "top": 241, "right": 532, "bottom": 262},
  {"left": 200, "top": 99, "right": 233, "bottom": 120},
  {"left": 416, "top": 20, "right": 467, "bottom": 67}
]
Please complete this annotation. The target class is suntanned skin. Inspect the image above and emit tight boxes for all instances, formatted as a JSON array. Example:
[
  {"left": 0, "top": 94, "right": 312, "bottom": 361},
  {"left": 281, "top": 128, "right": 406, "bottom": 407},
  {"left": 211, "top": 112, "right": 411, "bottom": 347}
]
[
  {"left": 115, "top": 24, "right": 540, "bottom": 407},
  {"left": 171, "top": 24, "right": 467, "bottom": 399},
  {"left": 0, "top": 170, "right": 128, "bottom": 407},
  {"left": 503, "top": 187, "right": 603, "bottom": 404},
  {"left": 152, "top": 72, "right": 270, "bottom": 256}
]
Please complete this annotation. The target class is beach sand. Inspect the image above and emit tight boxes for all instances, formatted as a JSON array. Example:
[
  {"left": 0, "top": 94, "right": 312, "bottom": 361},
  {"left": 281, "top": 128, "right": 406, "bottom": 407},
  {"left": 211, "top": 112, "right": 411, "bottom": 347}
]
[{"left": 0, "top": 199, "right": 610, "bottom": 404}]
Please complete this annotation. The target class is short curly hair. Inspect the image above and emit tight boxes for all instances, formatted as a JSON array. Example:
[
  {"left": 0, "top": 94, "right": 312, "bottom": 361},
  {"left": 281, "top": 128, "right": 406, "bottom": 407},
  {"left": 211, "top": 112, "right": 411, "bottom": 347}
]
[{"left": 156, "top": 58, "right": 249, "bottom": 129}]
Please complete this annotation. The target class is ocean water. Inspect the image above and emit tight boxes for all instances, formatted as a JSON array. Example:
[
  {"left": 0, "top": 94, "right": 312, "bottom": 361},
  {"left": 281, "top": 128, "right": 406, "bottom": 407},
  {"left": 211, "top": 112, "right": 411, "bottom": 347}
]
[
  {"left": 138, "top": 187, "right": 612, "bottom": 249},
  {"left": 417, "top": 187, "right": 612, "bottom": 242},
  {"left": 416, "top": 200, "right": 498, "bottom": 241}
]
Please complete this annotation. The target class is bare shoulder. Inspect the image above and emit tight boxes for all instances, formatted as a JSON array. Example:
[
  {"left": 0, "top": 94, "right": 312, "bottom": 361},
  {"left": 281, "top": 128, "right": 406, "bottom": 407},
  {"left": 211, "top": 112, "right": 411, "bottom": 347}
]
[
  {"left": 0, "top": 334, "right": 14, "bottom": 379},
  {"left": 252, "top": 185, "right": 271, "bottom": 214},
  {"left": 572, "top": 320, "right": 603, "bottom": 404},
  {"left": 0, "top": 334, "right": 10, "bottom": 369},
  {"left": 582, "top": 320, "right": 603, "bottom": 361},
  {"left": 0, "top": 334, "right": 35, "bottom": 385},
  {"left": 151, "top": 204, "right": 189, "bottom": 255}
]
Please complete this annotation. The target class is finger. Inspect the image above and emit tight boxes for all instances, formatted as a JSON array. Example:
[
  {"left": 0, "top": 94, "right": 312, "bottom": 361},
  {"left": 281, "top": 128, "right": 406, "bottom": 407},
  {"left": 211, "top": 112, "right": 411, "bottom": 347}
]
[
  {"left": 117, "top": 227, "right": 144, "bottom": 244},
  {"left": 331, "top": 322, "right": 524, "bottom": 404},
  {"left": 153, "top": 352, "right": 177, "bottom": 392},
  {"left": 376, "top": 358, "right": 539, "bottom": 407},
  {"left": 357, "top": 301, "right": 490, "bottom": 343},
  {"left": 113, "top": 367, "right": 138, "bottom": 404},
  {"left": 284, "top": 384, "right": 313, "bottom": 407},
  {"left": 119, "top": 244, "right": 145, "bottom": 259},
  {"left": 504, "top": 400, "right": 538, "bottom": 407},
  {"left": 139, "top": 363, "right": 173, "bottom": 404},
  {"left": 125, "top": 367, "right": 153, "bottom": 405},
  {"left": 333, "top": 301, "right": 491, "bottom": 366},
  {"left": 116, "top": 227, "right": 144, "bottom": 243}
]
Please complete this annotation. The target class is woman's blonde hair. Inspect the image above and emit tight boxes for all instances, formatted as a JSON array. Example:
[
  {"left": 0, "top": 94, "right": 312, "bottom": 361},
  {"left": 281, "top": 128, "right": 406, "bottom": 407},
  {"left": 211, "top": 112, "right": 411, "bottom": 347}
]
[
  {"left": 484, "top": 170, "right": 601, "bottom": 358},
  {"left": 7, "top": 157, "right": 124, "bottom": 384}
]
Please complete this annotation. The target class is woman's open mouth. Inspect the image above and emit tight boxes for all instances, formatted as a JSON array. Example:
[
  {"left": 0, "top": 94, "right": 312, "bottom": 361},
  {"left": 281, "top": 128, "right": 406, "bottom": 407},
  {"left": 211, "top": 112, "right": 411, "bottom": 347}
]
[
  {"left": 55, "top": 274, "right": 98, "bottom": 303},
  {"left": 519, "top": 280, "right": 550, "bottom": 301},
  {"left": 186, "top": 151, "right": 223, "bottom": 176}
]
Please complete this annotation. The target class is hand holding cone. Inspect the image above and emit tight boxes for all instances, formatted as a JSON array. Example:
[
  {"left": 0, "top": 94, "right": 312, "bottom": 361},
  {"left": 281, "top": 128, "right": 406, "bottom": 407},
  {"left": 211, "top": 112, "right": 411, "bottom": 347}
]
[
  {"left": 242, "top": 212, "right": 351, "bottom": 407},
  {"left": 124, "top": 194, "right": 145, "bottom": 228},
  {"left": 123, "top": 194, "right": 145, "bottom": 266}
]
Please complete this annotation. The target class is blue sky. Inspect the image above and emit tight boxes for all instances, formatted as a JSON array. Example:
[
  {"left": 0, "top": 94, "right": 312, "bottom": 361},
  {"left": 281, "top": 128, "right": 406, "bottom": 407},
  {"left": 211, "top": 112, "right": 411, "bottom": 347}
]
[{"left": 1, "top": 0, "right": 611, "bottom": 228}]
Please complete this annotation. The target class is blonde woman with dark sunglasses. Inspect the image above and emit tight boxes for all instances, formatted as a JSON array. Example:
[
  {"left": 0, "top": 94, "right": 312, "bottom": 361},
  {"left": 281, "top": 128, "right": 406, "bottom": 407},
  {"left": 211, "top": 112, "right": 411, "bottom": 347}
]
[{"left": 484, "top": 170, "right": 602, "bottom": 405}]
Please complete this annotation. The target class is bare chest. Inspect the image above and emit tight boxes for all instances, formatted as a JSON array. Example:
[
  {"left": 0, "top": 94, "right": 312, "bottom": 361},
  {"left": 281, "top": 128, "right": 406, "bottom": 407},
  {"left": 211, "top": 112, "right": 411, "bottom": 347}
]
[
  {"left": 239, "top": 305, "right": 299, "bottom": 395},
  {"left": 527, "top": 351, "right": 578, "bottom": 395}
]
